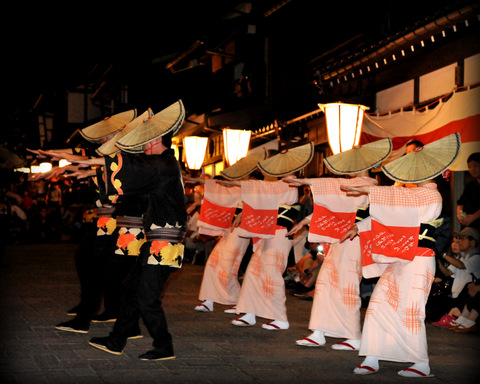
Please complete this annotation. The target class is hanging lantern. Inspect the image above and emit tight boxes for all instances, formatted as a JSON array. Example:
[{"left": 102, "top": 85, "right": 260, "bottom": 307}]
[
  {"left": 59, "top": 159, "right": 71, "bottom": 167},
  {"left": 319, "top": 103, "right": 369, "bottom": 154},
  {"left": 39, "top": 162, "right": 52, "bottom": 173},
  {"left": 30, "top": 165, "right": 41, "bottom": 174},
  {"left": 183, "top": 136, "right": 208, "bottom": 170},
  {"left": 223, "top": 128, "right": 251, "bottom": 166}
]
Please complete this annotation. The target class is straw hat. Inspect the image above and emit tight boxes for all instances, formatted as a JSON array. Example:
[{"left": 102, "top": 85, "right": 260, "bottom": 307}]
[
  {"left": 220, "top": 148, "right": 267, "bottom": 180},
  {"left": 382, "top": 132, "right": 461, "bottom": 183},
  {"left": 116, "top": 100, "right": 185, "bottom": 153},
  {"left": 80, "top": 109, "right": 137, "bottom": 143},
  {"left": 323, "top": 138, "right": 392, "bottom": 175},
  {"left": 96, "top": 109, "right": 154, "bottom": 156},
  {"left": 257, "top": 142, "right": 314, "bottom": 177}
]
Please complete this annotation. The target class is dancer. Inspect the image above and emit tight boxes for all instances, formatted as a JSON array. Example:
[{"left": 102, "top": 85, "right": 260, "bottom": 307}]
[
  {"left": 341, "top": 133, "right": 461, "bottom": 378},
  {"left": 30, "top": 109, "right": 137, "bottom": 333},
  {"left": 192, "top": 151, "right": 266, "bottom": 313},
  {"left": 89, "top": 109, "right": 154, "bottom": 323},
  {"left": 232, "top": 143, "right": 313, "bottom": 330},
  {"left": 285, "top": 138, "right": 392, "bottom": 350},
  {"left": 75, "top": 100, "right": 187, "bottom": 360}
]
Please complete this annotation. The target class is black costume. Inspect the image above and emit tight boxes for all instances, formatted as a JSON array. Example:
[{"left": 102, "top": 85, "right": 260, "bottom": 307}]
[{"left": 90, "top": 149, "right": 187, "bottom": 359}]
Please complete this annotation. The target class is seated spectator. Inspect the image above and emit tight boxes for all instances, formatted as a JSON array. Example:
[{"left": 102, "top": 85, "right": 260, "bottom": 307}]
[
  {"left": 432, "top": 227, "right": 480, "bottom": 328},
  {"left": 447, "top": 281, "right": 480, "bottom": 333},
  {"left": 286, "top": 241, "right": 325, "bottom": 299},
  {"left": 427, "top": 237, "right": 460, "bottom": 320}
]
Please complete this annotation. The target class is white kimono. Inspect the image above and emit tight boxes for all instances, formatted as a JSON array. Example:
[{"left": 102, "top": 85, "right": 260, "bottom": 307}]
[
  {"left": 308, "top": 177, "right": 376, "bottom": 339},
  {"left": 197, "top": 180, "right": 249, "bottom": 305},
  {"left": 236, "top": 180, "right": 298, "bottom": 322},
  {"left": 357, "top": 183, "right": 441, "bottom": 363}
]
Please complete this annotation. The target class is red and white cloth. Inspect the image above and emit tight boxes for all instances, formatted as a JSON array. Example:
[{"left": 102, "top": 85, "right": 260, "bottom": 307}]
[
  {"left": 308, "top": 177, "right": 376, "bottom": 243},
  {"left": 197, "top": 179, "right": 242, "bottom": 237},
  {"left": 237, "top": 180, "right": 298, "bottom": 239},
  {"left": 361, "top": 85, "right": 480, "bottom": 171}
]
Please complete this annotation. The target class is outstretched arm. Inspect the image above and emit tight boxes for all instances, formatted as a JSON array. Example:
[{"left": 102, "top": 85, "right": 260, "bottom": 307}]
[
  {"left": 340, "top": 224, "right": 359, "bottom": 243},
  {"left": 286, "top": 214, "right": 312, "bottom": 237},
  {"left": 340, "top": 185, "right": 370, "bottom": 196}
]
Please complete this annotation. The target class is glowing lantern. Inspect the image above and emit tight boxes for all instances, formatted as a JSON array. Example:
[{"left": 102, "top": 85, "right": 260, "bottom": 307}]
[
  {"left": 319, "top": 103, "right": 369, "bottom": 154},
  {"left": 183, "top": 136, "right": 208, "bottom": 170},
  {"left": 39, "top": 162, "right": 52, "bottom": 173},
  {"left": 223, "top": 128, "right": 251, "bottom": 166}
]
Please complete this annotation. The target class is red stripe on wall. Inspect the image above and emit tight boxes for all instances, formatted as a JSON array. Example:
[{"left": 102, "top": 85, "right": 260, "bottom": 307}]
[{"left": 361, "top": 114, "right": 480, "bottom": 149}]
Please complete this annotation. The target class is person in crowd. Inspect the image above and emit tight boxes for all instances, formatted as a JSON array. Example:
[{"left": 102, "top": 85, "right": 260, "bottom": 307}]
[
  {"left": 447, "top": 280, "right": 480, "bottom": 333},
  {"left": 191, "top": 151, "right": 265, "bottom": 314},
  {"left": 231, "top": 143, "right": 312, "bottom": 330},
  {"left": 457, "top": 152, "right": 480, "bottom": 232},
  {"left": 0, "top": 186, "right": 12, "bottom": 267},
  {"left": 427, "top": 236, "right": 460, "bottom": 322},
  {"left": 341, "top": 133, "right": 460, "bottom": 378},
  {"left": 432, "top": 226, "right": 480, "bottom": 328},
  {"left": 20, "top": 190, "right": 35, "bottom": 218},
  {"left": 83, "top": 100, "right": 187, "bottom": 361},
  {"left": 286, "top": 241, "right": 324, "bottom": 300},
  {"left": 284, "top": 138, "right": 392, "bottom": 350},
  {"left": 7, "top": 195, "right": 27, "bottom": 241}
]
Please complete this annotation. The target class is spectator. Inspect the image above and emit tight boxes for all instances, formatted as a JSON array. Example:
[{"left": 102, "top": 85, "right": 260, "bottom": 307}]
[
  {"left": 448, "top": 281, "right": 480, "bottom": 333},
  {"left": 20, "top": 190, "right": 35, "bottom": 218},
  {"left": 286, "top": 241, "right": 325, "bottom": 300},
  {"left": 432, "top": 227, "right": 480, "bottom": 328},
  {"left": 457, "top": 152, "right": 480, "bottom": 232},
  {"left": 0, "top": 189, "right": 12, "bottom": 266},
  {"left": 428, "top": 237, "right": 460, "bottom": 322}
]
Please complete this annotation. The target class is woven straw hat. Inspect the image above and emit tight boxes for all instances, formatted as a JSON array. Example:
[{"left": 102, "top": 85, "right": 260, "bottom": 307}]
[
  {"left": 257, "top": 142, "right": 314, "bottom": 177},
  {"left": 324, "top": 138, "right": 392, "bottom": 175},
  {"left": 220, "top": 148, "right": 267, "bottom": 180},
  {"left": 382, "top": 132, "right": 461, "bottom": 183},
  {"left": 96, "top": 109, "right": 154, "bottom": 156},
  {"left": 116, "top": 100, "right": 185, "bottom": 153},
  {"left": 80, "top": 109, "right": 137, "bottom": 143}
]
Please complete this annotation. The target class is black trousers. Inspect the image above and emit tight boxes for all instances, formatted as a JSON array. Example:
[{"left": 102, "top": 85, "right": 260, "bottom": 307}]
[
  {"left": 109, "top": 244, "right": 174, "bottom": 354},
  {"left": 74, "top": 226, "right": 116, "bottom": 323},
  {"left": 103, "top": 250, "right": 137, "bottom": 317}
]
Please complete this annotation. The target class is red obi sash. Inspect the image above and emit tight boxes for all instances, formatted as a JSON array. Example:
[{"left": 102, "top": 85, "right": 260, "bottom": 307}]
[
  {"left": 309, "top": 204, "right": 356, "bottom": 241},
  {"left": 371, "top": 220, "right": 419, "bottom": 261},
  {"left": 198, "top": 199, "right": 237, "bottom": 229},
  {"left": 239, "top": 202, "right": 278, "bottom": 236}
]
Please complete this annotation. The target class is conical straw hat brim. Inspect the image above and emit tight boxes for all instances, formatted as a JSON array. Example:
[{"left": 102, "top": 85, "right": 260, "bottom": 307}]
[
  {"left": 382, "top": 133, "right": 461, "bottom": 183},
  {"left": 96, "top": 109, "right": 154, "bottom": 156},
  {"left": 116, "top": 100, "right": 185, "bottom": 153},
  {"left": 80, "top": 109, "right": 137, "bottom": 143},
  {"left": 324, "top": 138, "right": 392, "bottom": 175},
  {"left": 220, "top": 148, "right": 267, "bottom": 180},
  {"left": 257, "top": 142, "right": 314, "bottom": 177}
]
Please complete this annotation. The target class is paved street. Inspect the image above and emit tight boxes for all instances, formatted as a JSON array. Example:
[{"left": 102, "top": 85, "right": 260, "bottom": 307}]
[{"left": 0, "top": 242, "right": 479, "bottom": 383}]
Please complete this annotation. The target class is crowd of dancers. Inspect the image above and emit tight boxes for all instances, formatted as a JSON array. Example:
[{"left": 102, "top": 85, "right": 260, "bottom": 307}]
[{"left": 25, "top": 100, "right": 478, "bottom": 378}]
